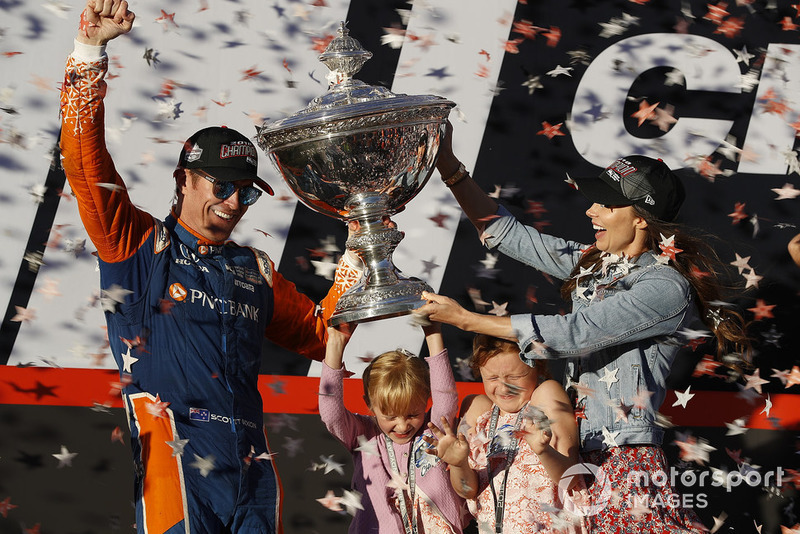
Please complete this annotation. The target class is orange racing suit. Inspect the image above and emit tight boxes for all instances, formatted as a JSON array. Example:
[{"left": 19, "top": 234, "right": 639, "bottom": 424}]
[{"left": 60, "top": 41, "right": 361, "bottom": 533}]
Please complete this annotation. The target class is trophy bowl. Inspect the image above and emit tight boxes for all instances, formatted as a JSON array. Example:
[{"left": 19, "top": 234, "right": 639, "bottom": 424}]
[{"left": 257, "top": 23, "right": 454, "bottom": 325}]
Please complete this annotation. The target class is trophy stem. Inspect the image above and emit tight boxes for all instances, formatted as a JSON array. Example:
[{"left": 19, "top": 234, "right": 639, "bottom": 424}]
[
  {"left": 344, "top": 193, "right": 399, "bottom": 288},
  {"left": 351, "top": 216, "right": 402, "bottom": 288},
  {"left": 328, "top": 192, "right": 432, "bottom": 326}
]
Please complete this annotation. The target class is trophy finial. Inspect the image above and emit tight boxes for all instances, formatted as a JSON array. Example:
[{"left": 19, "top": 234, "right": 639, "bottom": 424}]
[{"left": 319, "top": 21, "right": 373, "bottom": 86}]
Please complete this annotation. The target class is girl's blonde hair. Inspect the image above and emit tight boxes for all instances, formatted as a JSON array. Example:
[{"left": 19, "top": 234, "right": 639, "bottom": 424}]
[
  {"left": 470, "top": 334, "right": 550, "bottom": 380},
  {"left": 363, "top": 350, "right": 431, "bottom": 415}
]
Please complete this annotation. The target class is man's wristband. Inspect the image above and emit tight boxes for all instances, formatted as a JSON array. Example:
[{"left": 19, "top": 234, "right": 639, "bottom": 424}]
[{"left": 442, "top": 162, "right": 469, "bottom": 187}]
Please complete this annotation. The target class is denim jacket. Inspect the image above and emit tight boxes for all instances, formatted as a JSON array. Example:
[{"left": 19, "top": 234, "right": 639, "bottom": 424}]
[{"left": 485, "top": 206, "right": 698, "bottom": 452}]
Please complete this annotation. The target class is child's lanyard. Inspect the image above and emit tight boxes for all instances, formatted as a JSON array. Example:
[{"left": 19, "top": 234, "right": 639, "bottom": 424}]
[
  {"left": 487, "top": 404, "right": 527, "bottom": 534},
  {"left": 384, "top": 435, "right": 418, "bottom": 534}
]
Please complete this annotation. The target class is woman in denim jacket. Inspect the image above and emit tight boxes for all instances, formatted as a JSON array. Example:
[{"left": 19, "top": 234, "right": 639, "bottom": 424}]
[{"left": 416, "top": 124, "right": 749, "bottom": 532}]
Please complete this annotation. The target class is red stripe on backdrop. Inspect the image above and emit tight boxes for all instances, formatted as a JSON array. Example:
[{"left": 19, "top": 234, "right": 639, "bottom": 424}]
[{"left": 0, "top": 365, "right": 797, "bottom": 430}]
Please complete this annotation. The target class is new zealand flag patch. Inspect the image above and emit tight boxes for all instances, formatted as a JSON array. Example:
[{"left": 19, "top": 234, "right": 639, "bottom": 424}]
[{"left": 189, "top": 407, "right": 210, "bottom": 422}]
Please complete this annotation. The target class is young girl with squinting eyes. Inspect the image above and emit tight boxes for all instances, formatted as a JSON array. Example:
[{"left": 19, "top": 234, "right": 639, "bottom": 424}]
[
  {"left": 426, "top": 334, "right": 586, "bottom": 534},
  {"left": 319, "top": 321, "right": 468, "bottom": 533}
]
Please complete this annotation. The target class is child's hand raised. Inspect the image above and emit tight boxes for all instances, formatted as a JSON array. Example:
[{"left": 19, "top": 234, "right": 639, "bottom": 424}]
[
  {"left": 324, "top": 322, "right": 357, "bottom": 370},
  {"left": 521, "top": 418, "right": 553, "bottom": 455},
  {"left": 520, "top": 405, "right": 553, "bottom": 455},
  {"left": 414, "top": 312, "right": 444, "bottom": 355},
  {"left": 424, "top": 416, "right": 470, "bottom": 468},
  {"left": 327, "top": 322, "right": 356, "bottom": 344},
  {"left": 420, "top": 318, "right": 441, "bottom": 336}
]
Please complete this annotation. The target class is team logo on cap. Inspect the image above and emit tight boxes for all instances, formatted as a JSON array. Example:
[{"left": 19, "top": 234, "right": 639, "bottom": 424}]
[
  {"left": 606, "top": 159, "right": 637, "bottom": 182},
  {"left": 185, "top": 143, "right": 203, "bottom": 163}
]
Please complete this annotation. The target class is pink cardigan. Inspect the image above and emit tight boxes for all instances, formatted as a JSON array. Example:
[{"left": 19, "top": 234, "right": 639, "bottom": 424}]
[{"left": 319, "top": 349, "right": 467, "bottom": 533}]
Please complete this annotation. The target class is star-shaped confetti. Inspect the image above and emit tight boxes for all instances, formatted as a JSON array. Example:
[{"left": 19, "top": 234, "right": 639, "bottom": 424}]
[
  {"left": 339, "top": 489, "right": 364, "bottom": 516},
  {"left": 769, "top": 182, "right": 799, "bottom": 200},
  {"left": 601, "top": 426, "right": 620, "bottom": 448},
  {"left": 537, "top": 121, "right": 566, "bottom": 139},
  {"left": 100, "top": 284, "right": 134, "bottom": 313},
  {"left": 674, "top": 433, "right": 715, "bottom": 464},
  {"left": 730, "top": 253, "right": 751, "bottom": 274},
  {"left": 488, "top": 301, "right": 509, "bottom": 316},
  {"left": 315, "top": 454, "right": 345, "bottom": 476},
  {"left": 785, "top": 366, "right": 800, "bottom": 389},
  {"left": 121, "top": 346, "right": 138, "bottom": 374},
  {"left": 672, "top": 386, "right": 695, "bottom": 408},
  {"left": 355, "top": 435, "right": 378, "bottom": 457},
  {"left": 658, "top": 234, "right": 682, "bottom": 261},
  {"left": 725, "top": 418, "right": 748, "bottom": 436},
  {"left": 111, "top": 426, "right": 125, "bottom": 444},
  {"left": 146, "top": 394, "right": 170, "bottom": 419},
  {"left": 316, "top": 490, "right": 343, "bottom": 512},
  {"left": 10, "top": 306, "right": 36, "bottom": 323},
  {"left": 52, "top": 445, "right": 78, "bottom": 468},
  {"left": 742, "top": 269, "right": 763, "bottom": 289},
  {"left": 761, "top": 394, "right": 773, "bottom": 417},
  {"left": 748, "top": 299, "right": 776, "bottom": 321},
  {"left": 166, "top": 438, "right": 189, "bottom": 457},
  {"left": 598, "top": 367, "right": 619, "bottom": 391},
  {"left": 191, "top": 454, "right": 216, "bottom": 477},
  {"left": 0, "top": 497, "right": 18, "bottom": 518}
]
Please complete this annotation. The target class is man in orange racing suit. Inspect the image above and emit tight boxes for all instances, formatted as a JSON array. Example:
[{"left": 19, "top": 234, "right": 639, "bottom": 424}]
[{"left": 60, "top": 2, "right": 362, "bottom": 532}]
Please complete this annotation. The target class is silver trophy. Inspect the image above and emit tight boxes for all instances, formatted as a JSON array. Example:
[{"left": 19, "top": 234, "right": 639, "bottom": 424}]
[{"left": 257, "top": 23, "right": 454, "bottom": 325}]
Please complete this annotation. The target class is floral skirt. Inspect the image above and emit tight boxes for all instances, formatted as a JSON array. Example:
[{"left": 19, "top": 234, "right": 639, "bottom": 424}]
[{"left": 579, "top": 446, "right": 708, "bottom": 534}]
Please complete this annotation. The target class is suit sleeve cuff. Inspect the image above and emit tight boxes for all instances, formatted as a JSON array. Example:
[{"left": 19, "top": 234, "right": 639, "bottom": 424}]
[{"left": 72, "top": 39, "right": 106, "bottom": 62}]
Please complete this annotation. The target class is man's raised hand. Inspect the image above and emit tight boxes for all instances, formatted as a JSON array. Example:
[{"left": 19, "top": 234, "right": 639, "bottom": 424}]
[{"left": 78, "top": 0, "right": 135, "bottom": 46}]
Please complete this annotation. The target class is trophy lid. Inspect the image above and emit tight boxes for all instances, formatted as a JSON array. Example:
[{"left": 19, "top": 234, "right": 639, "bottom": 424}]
[{"left": 258, "top": 22, "right": 454, "bottom": 150}]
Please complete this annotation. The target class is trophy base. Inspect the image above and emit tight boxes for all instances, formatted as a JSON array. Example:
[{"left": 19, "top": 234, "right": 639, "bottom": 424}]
[{"left": 328, "top": 277, "right": 433, "bottom": 326}]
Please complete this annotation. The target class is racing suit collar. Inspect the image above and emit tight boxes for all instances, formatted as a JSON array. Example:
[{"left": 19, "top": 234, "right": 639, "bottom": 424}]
[{"left": 166, "top": 212, "right": 228, "bottom": 256}]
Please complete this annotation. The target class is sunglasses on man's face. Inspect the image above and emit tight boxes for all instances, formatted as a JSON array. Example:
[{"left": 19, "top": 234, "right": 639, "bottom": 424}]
[{"left": 196, "top": 171, "right": 262, "bottom": 206}]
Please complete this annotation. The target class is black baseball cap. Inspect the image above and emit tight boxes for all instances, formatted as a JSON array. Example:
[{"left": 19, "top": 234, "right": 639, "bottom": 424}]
[
  {"left": 573, "top": 155, "right": 685, "bottom": 222},
  {"left": 178, "top": 126, "right": 274, "bottom": 195}
]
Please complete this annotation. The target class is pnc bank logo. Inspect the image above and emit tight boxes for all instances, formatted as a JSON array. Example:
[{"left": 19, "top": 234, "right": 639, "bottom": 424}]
[
  {"left": 169, "top": 283, "right": 188, "bottom": 301},
  {"left": 166, "top": 283, "right": 261, "bottom": 321}
]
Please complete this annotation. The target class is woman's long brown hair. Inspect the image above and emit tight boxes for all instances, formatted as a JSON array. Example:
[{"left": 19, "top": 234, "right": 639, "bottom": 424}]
[{"left": 560, "top": 206, "right": 751, "bottom": 363}]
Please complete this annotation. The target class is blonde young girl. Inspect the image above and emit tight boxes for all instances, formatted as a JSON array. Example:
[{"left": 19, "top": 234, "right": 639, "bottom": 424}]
[
  {"left": 426, "top": 334, "right": 585, "bottom": 534},
  {"left": 319, "top": 322, "right": 468, "bottom": 533}
]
